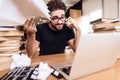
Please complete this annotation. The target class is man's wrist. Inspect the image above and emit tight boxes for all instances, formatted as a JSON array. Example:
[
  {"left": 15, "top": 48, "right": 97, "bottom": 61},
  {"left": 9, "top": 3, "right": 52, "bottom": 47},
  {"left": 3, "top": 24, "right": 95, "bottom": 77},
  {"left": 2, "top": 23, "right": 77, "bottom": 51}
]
[
  {"left": 27, "top": 33, "right": 36, "bottom": 40},
  {"left": 27, "top": 33, "right": 35, "bottom": 37}
]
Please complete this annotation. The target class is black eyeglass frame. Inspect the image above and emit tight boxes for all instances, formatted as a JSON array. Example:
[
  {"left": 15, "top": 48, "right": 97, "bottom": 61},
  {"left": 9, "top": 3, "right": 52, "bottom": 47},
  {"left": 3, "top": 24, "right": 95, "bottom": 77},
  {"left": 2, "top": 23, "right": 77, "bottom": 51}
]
[{"left": 50, "top": 16, "right": 66, "bottom": 22}]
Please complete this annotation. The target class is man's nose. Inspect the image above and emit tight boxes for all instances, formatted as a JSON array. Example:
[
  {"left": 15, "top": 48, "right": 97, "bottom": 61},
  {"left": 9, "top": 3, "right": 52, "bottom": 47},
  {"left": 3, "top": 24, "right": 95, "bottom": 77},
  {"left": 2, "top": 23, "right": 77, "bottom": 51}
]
[{"left": 57, "top": 19, "right": 63, "bottom": 23}]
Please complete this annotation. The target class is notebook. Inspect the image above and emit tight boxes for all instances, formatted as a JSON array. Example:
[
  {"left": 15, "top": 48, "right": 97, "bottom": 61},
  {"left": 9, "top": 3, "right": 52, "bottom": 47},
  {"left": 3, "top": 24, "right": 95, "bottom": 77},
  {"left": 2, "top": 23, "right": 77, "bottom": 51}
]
[{"left": 51, "top": 33, "right": 120, "bottom": 80}]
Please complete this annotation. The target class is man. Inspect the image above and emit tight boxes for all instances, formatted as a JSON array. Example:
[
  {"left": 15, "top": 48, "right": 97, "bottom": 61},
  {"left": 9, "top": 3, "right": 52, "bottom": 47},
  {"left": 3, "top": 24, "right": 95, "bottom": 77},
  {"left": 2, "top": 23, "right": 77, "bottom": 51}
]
[{"left": 24, "top": 0, "right": 80, "bottom": 57}]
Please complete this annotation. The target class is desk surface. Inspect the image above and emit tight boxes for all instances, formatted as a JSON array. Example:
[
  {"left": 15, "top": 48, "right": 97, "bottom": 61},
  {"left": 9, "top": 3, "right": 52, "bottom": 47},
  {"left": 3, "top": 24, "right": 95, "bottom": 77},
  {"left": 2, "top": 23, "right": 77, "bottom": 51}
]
[{"left": 0, "top": 53, "right": 120, "bottom": 80}]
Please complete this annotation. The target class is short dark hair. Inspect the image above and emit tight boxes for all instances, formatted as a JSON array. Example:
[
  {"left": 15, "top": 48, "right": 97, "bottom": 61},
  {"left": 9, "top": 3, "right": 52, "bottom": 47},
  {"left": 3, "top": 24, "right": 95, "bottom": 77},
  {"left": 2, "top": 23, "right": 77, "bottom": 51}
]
[{"left": 47, "top": 0, "right": 67, "bottom": 12}]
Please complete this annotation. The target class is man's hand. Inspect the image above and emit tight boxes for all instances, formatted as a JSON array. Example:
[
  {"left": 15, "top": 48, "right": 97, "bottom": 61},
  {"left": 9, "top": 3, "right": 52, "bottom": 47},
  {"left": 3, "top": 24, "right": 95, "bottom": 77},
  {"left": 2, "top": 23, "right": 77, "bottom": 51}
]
[
  {"left": 24, "top": 18, "right": 39, "bottom": 57},
  {"left": 24, "top": 18, "right": 37, "bottom": 35},
  {"left": 65, "top": 17, "right": 79, "bottom": 30}
]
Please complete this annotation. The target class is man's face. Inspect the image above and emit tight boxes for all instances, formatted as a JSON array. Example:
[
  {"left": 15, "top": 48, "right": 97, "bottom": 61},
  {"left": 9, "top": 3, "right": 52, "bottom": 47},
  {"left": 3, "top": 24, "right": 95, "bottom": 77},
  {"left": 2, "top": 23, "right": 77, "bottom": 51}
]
[{"left": 50, "top": 9, "right": 66, "bottom": 31}]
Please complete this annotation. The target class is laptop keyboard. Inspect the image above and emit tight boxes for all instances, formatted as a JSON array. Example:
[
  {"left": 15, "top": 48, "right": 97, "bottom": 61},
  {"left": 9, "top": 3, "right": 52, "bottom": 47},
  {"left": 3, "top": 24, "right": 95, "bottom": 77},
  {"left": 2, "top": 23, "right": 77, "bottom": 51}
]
[
  {"left": 60, "top": 66, "right": 71, "bottom": 75},
  {"left": 0, "top": 66, "right": 39, "bottom": 80}
]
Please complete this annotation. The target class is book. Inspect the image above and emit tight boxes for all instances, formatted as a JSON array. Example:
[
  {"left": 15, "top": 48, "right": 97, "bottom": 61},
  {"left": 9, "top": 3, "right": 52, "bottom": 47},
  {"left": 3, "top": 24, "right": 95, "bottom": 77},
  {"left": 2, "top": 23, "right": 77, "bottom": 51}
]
[
  {"left": 92, "top": 23, "right": 115, "bottom": 30},
  {"left": 0, "top": 26, "right": 24, "bottom": 31},
  {"left": 0, "top": 36, "right": 22, "bottom": 41},
  {"left": 0, "top": 37, "right": 7, "bottom": 42},
  {"left": 90, "top": 18, "right": 119, "bottom": 24},
  {"left": 0, "top": 51, "right": 21, "bottom": 56},
  {"left": 0, "top": 43, "right": 20, "bottom": 47},
  {"left": 0, "top": 46, "right": 20, "bottom": 52},
  {"left": 0, "top": 26, "right": 17, "bottom": 31},
  {"left": 0, "top": 40, "right": 20, "bottom": 45},
  {"left": 0, "top": 30, "right": 24, "bottom": 37}
]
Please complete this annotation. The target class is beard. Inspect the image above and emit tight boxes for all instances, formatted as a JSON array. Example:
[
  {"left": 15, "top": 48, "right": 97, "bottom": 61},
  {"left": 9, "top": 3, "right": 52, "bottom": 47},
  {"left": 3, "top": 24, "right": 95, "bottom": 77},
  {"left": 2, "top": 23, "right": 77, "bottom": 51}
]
[{"left": 50, "top": 22, "right": 64, "bottom": 31}]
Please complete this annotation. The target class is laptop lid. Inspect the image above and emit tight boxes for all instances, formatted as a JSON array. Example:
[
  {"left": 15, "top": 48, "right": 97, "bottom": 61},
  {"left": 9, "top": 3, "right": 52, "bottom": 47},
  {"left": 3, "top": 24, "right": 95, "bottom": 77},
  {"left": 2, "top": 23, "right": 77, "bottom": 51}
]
[{"left": 69, "top": 33, "right": 120, "bottom": 80}]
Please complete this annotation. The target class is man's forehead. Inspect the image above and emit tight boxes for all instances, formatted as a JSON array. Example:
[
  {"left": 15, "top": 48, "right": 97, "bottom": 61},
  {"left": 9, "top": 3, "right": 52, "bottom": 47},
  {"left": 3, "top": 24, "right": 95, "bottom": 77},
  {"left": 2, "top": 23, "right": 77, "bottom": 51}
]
[
  {"left": 52, "top": 14, "right": 65, "bottom": 17},
  {"left": 50, "top": 9, "right": 65, "bottom": 16}
]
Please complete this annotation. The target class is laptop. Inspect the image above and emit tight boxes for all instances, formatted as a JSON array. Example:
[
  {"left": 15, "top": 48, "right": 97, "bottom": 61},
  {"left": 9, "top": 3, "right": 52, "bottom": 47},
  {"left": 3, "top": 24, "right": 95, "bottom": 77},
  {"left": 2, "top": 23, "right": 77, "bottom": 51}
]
[{"left": 50, "top": 33, "right": 120, "bottom": 80}]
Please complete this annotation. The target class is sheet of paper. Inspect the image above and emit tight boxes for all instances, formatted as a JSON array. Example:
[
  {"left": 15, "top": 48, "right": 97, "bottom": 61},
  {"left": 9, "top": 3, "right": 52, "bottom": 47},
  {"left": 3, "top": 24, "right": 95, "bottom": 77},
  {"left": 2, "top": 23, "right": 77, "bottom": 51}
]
[
  {"left": 0, "top": 0, "right": 50, "bottom": 26},
  {"left": 10, "top": 53, "right": 31, "bottom": 69}
]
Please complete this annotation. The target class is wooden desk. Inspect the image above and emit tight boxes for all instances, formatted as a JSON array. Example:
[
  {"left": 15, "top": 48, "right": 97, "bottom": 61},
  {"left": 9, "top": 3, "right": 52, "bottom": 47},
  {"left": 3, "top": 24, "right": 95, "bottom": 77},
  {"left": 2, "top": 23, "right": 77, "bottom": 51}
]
[{"left": 0, "top": 53, "right": 120, "bottom": 80}]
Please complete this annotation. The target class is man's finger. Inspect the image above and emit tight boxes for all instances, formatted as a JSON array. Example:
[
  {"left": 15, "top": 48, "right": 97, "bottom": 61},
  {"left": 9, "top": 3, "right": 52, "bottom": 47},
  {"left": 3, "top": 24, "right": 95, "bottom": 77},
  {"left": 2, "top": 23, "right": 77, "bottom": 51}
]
[
  {"left": 32, "top": 21, "right": 36, "bottom": 28},
  {"left": 29, "top": 18, "right": 36, "bottom": 27},
  {"left": 28, "top": 18, "right": 33, "bottom": 27},
  {"left": 24, "top": 19, "right": 29, "bottom": 30}
]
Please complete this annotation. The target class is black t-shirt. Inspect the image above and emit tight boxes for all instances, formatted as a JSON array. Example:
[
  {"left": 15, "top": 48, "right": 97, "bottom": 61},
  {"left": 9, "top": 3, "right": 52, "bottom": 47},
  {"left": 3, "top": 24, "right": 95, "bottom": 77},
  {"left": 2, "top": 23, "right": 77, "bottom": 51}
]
[{"left": 36, "top": 23, "right": 75, "bottom": 55}]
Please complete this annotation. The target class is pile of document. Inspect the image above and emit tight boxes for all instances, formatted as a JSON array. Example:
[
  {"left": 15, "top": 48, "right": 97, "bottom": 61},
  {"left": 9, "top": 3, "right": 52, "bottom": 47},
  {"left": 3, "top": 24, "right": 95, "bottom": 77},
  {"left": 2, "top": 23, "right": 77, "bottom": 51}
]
[
  {"left": 91, "top": 18, "right": 119, "bottom": 33},
  {"left": 0, "top": 26, "right": 24, "bottom": 55},
  {"left": 0, "top": 27, "right": 24, "bottom": 71}
]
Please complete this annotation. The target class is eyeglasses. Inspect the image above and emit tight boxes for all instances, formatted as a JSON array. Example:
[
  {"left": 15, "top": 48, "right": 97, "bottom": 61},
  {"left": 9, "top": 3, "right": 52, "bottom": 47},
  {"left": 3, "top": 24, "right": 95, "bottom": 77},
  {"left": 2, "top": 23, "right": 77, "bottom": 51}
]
[{"left": 51, "top": 16, "right": 66, "bottom": 22}]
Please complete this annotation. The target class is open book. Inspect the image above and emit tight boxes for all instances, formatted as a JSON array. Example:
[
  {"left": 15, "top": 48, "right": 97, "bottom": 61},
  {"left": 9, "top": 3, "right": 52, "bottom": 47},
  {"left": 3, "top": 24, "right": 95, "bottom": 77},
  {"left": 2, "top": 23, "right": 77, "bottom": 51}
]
[{"left": 0, "top": 0, "right": 50, "bottom": 26}]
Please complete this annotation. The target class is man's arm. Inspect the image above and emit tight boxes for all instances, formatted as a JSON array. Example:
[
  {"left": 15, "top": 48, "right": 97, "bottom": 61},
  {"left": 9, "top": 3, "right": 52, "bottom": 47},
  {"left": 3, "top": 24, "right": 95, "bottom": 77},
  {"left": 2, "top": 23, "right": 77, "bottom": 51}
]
[
  {"left": 66, "top": 17, "right": 81, "bottom": 52},
  {"left": 68, "top": 27, "right": 81, "bottom": 52},
  {"left": 26, "top": 34, "right": 39, "bottom": 58},
  {"left": 24, "top": 18, "right": 39, "bottom": 57}
]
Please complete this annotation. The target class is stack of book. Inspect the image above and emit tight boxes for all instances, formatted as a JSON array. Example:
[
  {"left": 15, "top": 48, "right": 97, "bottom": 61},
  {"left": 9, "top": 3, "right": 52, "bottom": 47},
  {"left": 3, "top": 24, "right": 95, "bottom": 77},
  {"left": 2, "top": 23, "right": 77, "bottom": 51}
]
[
  {"left": 91, "top": 18, "right": 119, "bottom": 33},
  {"left": 0, "top": 26, "right": 24, "bottom": 71}
]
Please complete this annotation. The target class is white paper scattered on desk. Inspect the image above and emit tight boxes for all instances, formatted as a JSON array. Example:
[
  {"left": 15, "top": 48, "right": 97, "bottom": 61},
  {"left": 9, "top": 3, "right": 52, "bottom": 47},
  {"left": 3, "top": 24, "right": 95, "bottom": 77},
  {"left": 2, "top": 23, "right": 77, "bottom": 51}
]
[
  {"left": 37, "top": 62, "right": 54, "bottom": 80},
  {"left": 10, "top": 53, "right": 31, "bottom": 69},
  {"left": 0, "top": 0, "right": 50, "bottom": 26}
]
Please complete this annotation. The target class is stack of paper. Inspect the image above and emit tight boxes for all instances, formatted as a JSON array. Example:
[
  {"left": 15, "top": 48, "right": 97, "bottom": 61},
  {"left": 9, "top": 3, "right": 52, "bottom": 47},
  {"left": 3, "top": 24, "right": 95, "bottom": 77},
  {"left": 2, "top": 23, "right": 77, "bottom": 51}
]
[
  {"left": 0, "top": 27, "right": 24, "bottom": 71},
  {"left": 91, "top": 18, "right": 120, "bottom": 33},
  {"left": 0, "top": 28, "right": 24, "bottom": 55}
]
